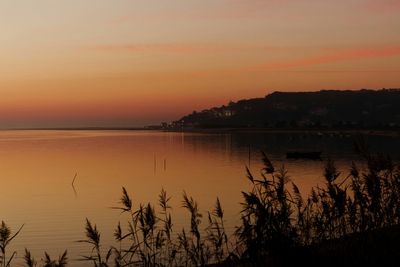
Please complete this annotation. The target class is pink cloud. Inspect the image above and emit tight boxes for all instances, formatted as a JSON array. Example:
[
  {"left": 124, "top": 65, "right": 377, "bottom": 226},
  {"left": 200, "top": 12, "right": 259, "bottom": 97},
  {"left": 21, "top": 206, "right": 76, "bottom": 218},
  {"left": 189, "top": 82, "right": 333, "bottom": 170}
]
[
  {"left": 88, "top": 43, "right": 247, "bottom": 54},
  {"left": 252, "top": 46, "right": 400, "bottom": 70},
  {"left": 364, "top": 0, "right": 400, "bottom": 13},
  {"left": 86, "top": 43, "right": 290, "bottom": 54}
]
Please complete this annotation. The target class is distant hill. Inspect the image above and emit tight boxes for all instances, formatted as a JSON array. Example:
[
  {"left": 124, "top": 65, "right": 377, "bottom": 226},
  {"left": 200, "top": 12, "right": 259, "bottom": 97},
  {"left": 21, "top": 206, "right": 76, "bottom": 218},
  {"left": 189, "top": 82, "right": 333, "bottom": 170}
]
[{"left": 172, "top": 89, "right": 400, "bottom": 129}]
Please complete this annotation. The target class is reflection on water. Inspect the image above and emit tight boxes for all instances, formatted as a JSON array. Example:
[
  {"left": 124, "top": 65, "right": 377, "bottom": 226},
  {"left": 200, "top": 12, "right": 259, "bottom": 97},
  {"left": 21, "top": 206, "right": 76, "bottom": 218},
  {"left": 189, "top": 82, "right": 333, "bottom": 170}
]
[{"left": 1, "top": 130, "right": 399, "bottom": 266}]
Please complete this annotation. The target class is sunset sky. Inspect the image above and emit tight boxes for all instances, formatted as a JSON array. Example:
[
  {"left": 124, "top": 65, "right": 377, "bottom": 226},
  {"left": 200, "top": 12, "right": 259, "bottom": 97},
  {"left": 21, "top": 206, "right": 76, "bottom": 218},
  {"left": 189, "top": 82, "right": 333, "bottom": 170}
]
[{"left": 1, "top": 0, "right": 400, "bottom": 128}]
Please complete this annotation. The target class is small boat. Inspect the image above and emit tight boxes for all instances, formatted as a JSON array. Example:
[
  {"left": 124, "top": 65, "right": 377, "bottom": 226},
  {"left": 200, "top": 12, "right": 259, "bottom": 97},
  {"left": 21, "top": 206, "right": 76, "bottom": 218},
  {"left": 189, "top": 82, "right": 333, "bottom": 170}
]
[{"left": 286, "top": 151, "right": 322, "bottom": 160}]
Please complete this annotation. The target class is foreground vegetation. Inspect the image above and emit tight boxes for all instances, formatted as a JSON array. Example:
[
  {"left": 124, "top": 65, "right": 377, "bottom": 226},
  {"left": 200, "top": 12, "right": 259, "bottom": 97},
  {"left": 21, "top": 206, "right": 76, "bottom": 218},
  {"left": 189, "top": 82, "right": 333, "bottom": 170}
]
[{"left": 2, "top": 139, "right": 400, "bottom": 266}]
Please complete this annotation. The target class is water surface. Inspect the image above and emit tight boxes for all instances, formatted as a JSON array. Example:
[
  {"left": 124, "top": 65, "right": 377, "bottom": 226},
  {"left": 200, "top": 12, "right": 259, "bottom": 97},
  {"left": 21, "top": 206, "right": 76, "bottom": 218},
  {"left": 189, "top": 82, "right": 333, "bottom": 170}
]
[{"left": 1, "top": 130, "right": 398, "bottom": 265}]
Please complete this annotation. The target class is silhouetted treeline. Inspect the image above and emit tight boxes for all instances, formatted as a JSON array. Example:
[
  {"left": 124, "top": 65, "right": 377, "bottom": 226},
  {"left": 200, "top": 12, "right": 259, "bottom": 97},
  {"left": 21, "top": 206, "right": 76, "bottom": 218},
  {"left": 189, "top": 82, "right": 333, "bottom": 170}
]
[{"left": 174, "top": 88, "right": 400, "bottom": 129}]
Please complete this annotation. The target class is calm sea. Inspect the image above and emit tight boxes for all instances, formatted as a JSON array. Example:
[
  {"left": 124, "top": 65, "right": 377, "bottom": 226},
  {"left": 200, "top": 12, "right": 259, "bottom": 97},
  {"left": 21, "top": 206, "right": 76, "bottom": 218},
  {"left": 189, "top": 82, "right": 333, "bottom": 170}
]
[{"left": 1, "top": 130, "right": 399, "bottom": 266}]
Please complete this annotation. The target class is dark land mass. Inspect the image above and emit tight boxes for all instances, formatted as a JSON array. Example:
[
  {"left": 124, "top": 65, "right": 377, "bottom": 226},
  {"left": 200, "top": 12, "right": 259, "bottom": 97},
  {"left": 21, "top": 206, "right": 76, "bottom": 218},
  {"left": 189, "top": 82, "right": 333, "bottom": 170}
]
[
  {"left": 220, "top": 225, "right": 400, "bottom": 267},
  {"left": 172, "top": 88, "right": 400, "bottom": 130}
]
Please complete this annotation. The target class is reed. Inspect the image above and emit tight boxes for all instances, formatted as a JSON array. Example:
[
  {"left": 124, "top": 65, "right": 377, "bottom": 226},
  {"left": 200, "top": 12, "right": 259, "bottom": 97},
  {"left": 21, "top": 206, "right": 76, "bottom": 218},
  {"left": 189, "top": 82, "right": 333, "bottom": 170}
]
[
  {"left": 0, "top": 221, "right": 23, "bottom": 267},
  {"left": 23, "top": 249, "right": 68, "bottom": 267},
  {"left": 232, "top": 140, "right": 400, "bottom": 265},
  {"left": 3, "top": 139, "right": 400, "bottom": 266},
  {"left": 74, "top": 145, "right": 400, "bottom": 265},
  {"left": 78, "top": 219, "right": 112, "bottom": 266}
]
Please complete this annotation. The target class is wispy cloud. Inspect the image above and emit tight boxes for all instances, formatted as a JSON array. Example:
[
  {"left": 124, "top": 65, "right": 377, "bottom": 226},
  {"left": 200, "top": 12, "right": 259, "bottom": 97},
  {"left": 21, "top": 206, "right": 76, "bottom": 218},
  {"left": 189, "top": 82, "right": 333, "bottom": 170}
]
[
  {"left": 252, "top": 46, "right": 400, "bottom": 70},
  {"left": 85, "top": 43, "right": 292, "bottom": 54},
  {"left": 88, "top": 43, "right": 242, "bottom": 53}
]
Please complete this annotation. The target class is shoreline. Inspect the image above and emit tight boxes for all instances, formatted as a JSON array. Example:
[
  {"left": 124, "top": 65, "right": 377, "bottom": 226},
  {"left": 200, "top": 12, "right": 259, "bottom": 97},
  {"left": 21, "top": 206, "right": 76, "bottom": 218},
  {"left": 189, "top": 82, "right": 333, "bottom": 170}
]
[
  {"left": 0, "top": 127, "right": 398, "bottom": 137},
  {"left": 163, "top": 127, "right": 400, "bottom": 136}
]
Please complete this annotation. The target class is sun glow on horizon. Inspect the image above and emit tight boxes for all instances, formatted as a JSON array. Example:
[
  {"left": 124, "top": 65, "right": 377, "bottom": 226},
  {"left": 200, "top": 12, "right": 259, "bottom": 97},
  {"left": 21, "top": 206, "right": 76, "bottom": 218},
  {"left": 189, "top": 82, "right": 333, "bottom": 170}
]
[{"left": 1, "top": 0, "right": 400, "bottom": 128}]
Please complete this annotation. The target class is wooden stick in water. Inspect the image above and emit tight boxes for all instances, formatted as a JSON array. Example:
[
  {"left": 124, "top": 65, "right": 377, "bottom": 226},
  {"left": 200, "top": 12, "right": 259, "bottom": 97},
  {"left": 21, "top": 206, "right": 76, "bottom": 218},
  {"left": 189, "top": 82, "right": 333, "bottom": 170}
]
[
  {"left": 248, "top": 145, "right": 251, "bottom": 167},
  {"left": 154, "top": 154, "right": 156, "bottom": 174},
  {"left": 72, "top": 172, "right": 78, "bottom": 198}
]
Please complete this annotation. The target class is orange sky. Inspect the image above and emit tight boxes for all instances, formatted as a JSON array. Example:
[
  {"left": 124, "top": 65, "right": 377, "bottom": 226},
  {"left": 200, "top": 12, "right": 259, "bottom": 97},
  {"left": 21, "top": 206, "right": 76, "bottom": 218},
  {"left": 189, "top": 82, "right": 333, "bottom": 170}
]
[{"left": 1, "top": 0, "right": 399, "bottom": 128}]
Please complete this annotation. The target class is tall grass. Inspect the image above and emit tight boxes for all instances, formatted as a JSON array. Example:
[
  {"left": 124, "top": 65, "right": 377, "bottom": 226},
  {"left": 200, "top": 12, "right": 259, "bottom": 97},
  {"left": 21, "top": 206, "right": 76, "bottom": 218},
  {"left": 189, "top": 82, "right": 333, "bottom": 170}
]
[
  {"left": 24, "top": 249, "right": 68, "bottom": 267},
  {"left": 77, "top": 142, "right": 399, "bottom": 266},
  {"left": 3, "top": 140, "right": 400, "bottom": 266},
  {"left": 0, "top": 223, "right": 67, "bottom": 267},
  {"left": 78, "top": 187, "right": 231, "bottom": 266},
  {"left": 234, "top": 140, "right": 400, "bottom": 265},
  {"left": 0, "top": 221, "right": 23, "bottom": 267}
]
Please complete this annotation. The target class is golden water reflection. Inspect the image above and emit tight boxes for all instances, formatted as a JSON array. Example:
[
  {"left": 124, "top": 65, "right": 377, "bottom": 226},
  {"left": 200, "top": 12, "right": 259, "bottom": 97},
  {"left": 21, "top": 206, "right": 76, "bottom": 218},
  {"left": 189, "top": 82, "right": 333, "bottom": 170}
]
[{"left": 1, "top": 130, "right": 397, "bottom": 266}]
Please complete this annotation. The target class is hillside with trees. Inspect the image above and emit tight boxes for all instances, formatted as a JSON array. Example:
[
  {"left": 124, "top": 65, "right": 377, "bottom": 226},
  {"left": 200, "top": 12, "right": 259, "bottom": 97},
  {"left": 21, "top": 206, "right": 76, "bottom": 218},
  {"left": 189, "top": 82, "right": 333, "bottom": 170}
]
[{"left": 173, "top": 89, "right": 400, "bottom": 129}]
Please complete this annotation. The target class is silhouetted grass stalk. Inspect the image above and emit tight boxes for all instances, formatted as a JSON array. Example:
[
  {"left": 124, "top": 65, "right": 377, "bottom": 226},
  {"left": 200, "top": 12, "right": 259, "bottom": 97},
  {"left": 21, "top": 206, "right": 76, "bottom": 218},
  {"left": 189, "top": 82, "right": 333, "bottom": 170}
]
[
  {"left": 3, "top": 139, "right": 400, "bottom": 266},
  {"left": 73, "top": 144, "right": 400, "bottom": 265}
]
